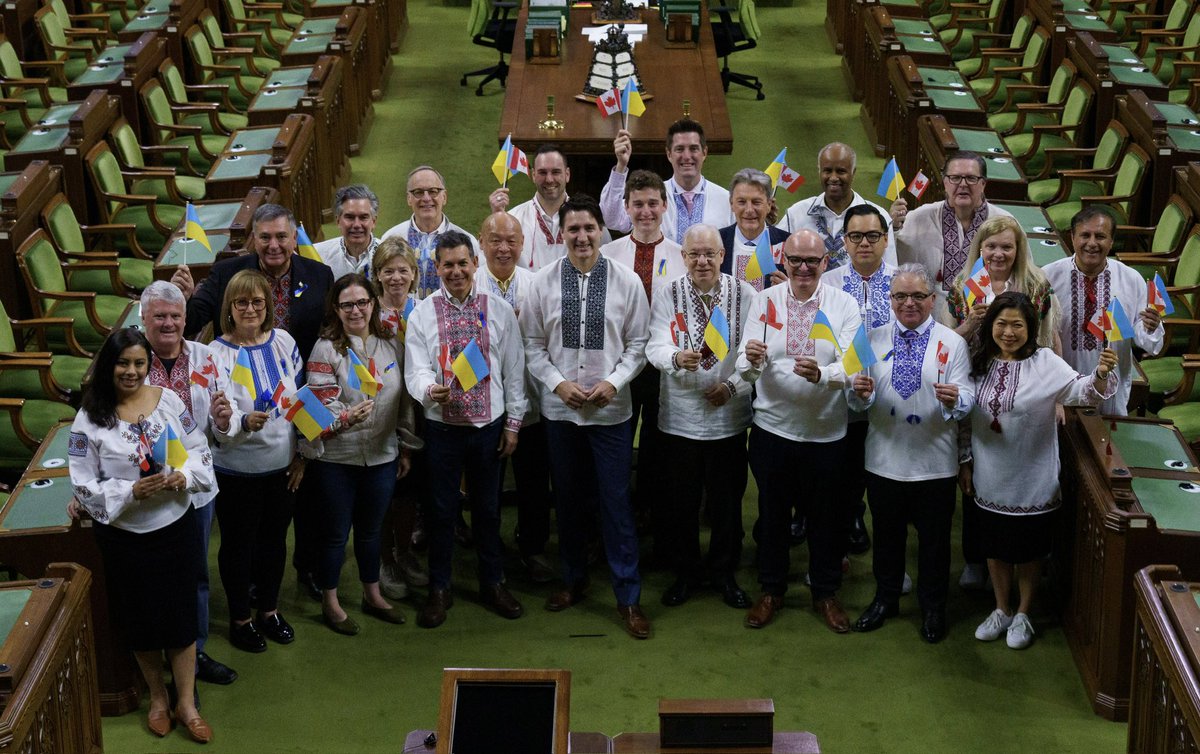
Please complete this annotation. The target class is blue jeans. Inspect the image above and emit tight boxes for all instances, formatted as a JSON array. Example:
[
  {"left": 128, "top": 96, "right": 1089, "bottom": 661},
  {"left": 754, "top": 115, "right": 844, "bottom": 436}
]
[
  {"left": 315, "top": 459, "right": 398, "bottom": 591},
  {"left": 194, "top": 501, "right": 215, "bottom": 653},
  {"left": 425, "top": 417, "right": 506, "bottom": 590},
  {"left": 545, "top": 419, "right": 641, "bottom": 606}
]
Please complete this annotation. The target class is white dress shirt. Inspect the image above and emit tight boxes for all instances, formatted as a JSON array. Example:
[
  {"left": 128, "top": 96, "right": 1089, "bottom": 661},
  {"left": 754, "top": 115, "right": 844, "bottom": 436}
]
[
  {"left": 314, "top": 235, "right": 381, "bottom": 281},
  {"left": 601, "top": 234, "right": 687, "bottom": 304}
]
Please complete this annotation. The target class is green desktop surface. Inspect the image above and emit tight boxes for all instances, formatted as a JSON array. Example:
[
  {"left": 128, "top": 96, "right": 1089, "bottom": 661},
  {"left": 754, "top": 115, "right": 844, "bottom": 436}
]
[{"left": 1132, "top": 477, "right": 1200, "bottom": 533}]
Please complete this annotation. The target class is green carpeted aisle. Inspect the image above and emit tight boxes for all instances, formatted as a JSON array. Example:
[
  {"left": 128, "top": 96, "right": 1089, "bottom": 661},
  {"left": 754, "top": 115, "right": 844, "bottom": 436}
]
[{"left": 99, "top": 2, "right": 1128, "bottom": 751}]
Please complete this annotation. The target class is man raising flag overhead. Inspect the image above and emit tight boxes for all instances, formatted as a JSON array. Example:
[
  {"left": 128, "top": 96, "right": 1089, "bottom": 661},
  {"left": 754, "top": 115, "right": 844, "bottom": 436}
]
[{"left": 492, "top": 134, "right": 530, "bottom": 186}]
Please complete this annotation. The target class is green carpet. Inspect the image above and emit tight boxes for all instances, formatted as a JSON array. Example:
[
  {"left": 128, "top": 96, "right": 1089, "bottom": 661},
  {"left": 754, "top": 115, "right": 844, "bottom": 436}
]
[{"left": 98, "top": 2, "right": 1128, "bottom": 752}]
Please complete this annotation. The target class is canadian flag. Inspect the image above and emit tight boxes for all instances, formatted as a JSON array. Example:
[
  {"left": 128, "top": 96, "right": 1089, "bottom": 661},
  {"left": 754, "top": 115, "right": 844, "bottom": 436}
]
[
  {"left": 908, "top": 170, "right": 930, "bottom": 199},
  {"left": 596, "top": 88, "right": 622, "bottom": 118},
  {"left": 508, "top": 146, "right": 529, "bottom": 176},
  {"left": 778, "top": 165, "right": 805, "bottom": 193}
]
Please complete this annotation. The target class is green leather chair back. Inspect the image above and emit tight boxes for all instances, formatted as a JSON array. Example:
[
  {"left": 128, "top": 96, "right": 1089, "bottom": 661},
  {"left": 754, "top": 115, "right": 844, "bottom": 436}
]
[
  {"left": 1046, "top": 61, "right": 1076, "bottom": 106},
  {"left": 1152, "top": 197, "right": 1192, "bottom": 255},
  {"left": 109, "top": 119, "right": 146, "bottom": 169},
  {"left": 1110, "top": 146, "right": 1149, "bottom": 218},
  {"left": 738, "top": 0, "right": 761, "bottom": 41},
  {"left": 139, "top": 80, "right": 176, "bottom": 143},
  {"left": 158, "top": 59, "right": 188, "bottom": 104},
  {"left": 21, "top": 232, "right": 68, "bottom": 298},
  {"left": 43, "top": 195, "right": 86, "bottom": 253},
  {"left": 1092, "top": 122, "right": 1128, "bottom": 171},
  {"left": 87, "top": 145, "right": 128, "bottom": 219},
  {"left": 1058, "top": 84, "right": 1093, "bottom": 140},
  {"left": 1173, "top": 228, "right": 1200, "bottom": 314}
]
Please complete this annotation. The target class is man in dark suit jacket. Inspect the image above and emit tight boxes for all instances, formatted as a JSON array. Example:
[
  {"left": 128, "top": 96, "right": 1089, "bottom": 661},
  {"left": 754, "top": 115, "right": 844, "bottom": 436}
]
[
  {"left": 172, "top": 203, "right": 334, "bottom": 363},
  {"left": 718, "top": 168, "right": 789, "bottom": 288}
]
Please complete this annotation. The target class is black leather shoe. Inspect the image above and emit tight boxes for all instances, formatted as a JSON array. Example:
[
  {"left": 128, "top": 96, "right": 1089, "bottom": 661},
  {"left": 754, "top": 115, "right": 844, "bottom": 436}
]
[
  {"left": 418, "top": 589, "right": 454, "bottom": 628},
  {"left": 229, "top": 620, "right": 266, "bottom": 653},
  {"left": 848, "top": 514, "right": 871, "bottom": 555},
  {"left": 720, "top": 578, "right": 751, "bottom": 609},
  {"left": 921, "top": 609, "right": 948, "bottom": 644},
  {"left": 481, "top": 583, "right": 523, "bottom": 619},
  {"left": 297, "top": 572, "right": 321, "bottom": 601},
  {"left": 661, "top": 578, "right": 693, "bottom": 607},
  {"left": 789, "top": 515, "right": 807, "bottom": 546},
  {"left": 853, "top": 599, "right": 899, "bottom": 633},
  {"left": 195, "top": 652, "right": 237, "bottom": 685},
  {"left": 256, "top": 612, "right": 295, "bottom": 644}
]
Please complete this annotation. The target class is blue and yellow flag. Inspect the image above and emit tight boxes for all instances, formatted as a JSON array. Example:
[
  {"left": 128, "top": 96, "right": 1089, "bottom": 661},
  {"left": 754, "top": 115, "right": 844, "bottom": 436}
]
[
  {"left": 346, "top": 349, "right": 379, "bottom": 397},
  {"left": 231, "top": 346, "right": 257, "bottom": 396},
  {"left": 809, "top": 309, "right": 842, "bottom": 352},
  {"left": 744, "top": 232, "right": 775, "bottom": 280},
  {"left": 703, "top": 305, "right": 731, "bottom": 361},
  {"left": 841, "top": 323, "right": 878, "bottom": 374},
  {"left": 621, "top": 77, "right": 646, "bottom": 117},
  {"left": 296, "top": 224, "right": 322, "bottom": 263},
  {"left": 1104, "top": 299, "right": 1134, "bottom": 342},
  {"left": 185, "top": 203, "right": 211, "bottom": 253},
  {"left": 152, "top": 424, "right": 189, "bottom": 469},
  {"left": 764, "top": 148, "right": 787, "bottom": 191},
  {"left": 877, "top": 157, "right": 905, "bottom": 202},
  {"left": 285, "top": 385, "right": 337, "bottom": 440},
  {"left": 451, "top": 338, "right": 490, "bottom": 392}
]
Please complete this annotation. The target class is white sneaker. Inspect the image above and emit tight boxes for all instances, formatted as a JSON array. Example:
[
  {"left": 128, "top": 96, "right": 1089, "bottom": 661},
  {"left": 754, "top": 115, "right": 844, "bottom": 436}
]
[
  {"left": 959, "top": 563, "right": 987, "bottom": 590},
  {"left": 975, "top": 609, "right": 1013, "bottom": 641},
  {"left": 901, "top": 572, "right": 912, "bottom": 595},
  {"left": 380, "top": 563, "right": 408, "bottom": 600},
  {"left": 1006, "top": 612, "right": 1035, "bottom": 649}
]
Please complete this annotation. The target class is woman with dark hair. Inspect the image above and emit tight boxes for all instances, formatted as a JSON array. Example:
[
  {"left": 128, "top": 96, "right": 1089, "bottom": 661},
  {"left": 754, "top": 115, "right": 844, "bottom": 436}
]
[
  {"left": 208, "top": 269, "right": 304, "bottom": 653},
  {"left": 68, "top": 328, "right": 215, "bottom": 742},
  {"left": 959, "top": 292, "right": 1116, "bottom": 650},
  {"left": 304, "top": 272, "right": 415, "bottom": 634}
]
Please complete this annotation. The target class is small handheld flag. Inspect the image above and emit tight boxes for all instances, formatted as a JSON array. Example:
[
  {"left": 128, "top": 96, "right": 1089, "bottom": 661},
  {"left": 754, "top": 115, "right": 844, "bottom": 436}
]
[
  {"left": 620, "top": 77, "right": 646, "bottom": 121},
  {"left": 778, "top": 164, "right": 805, "bottom": 193},
  {"left": 963, "top": 257, "right": 991, "bottom": 308},
  {"left": 703, "top": 305, "right": 731, "bottom": 361},
  {"left": 451, "top": 338, "right": 490, "bottom": 392},
  {"left": 596, "top": 88, "right": 622, "bottom": 118},
  {"left": 765, "top": 148, "right": 787, "bottom": 191},
  {"left": 936, "top": 340, "right": 948, "bottom": 382},
  {"left": 296, "top": 224, "right": 322, "bottom": 263},
  {"left": 744, "top": 232, "right": 776, "bottom": 281},
  {"left": 1150, "top": 273, "right": 1175, "bottom": 316},
  {"left": 152, "top": 424, "right": 189, "bottom": 469},
  {"left": 491, "top": 134, "right": 529, "bottom": 186},
  {"left": 438, "top": 343, "right": 452, "bottom": 384},
  {"left": 346, "top": 349, "right": 379, "bottom": 397},
  {"left": 842, "top": 323, "right": 878, "bottom": 375},
  {"left": 231, "top": 347, "right": 257, "bottom": 396},
  {"left": 1104, "top": 299, "right": 1133, "bottom": 342},
  {"left": 759, "top": 298, "right": 784, "bottom": 334},
  {"left": 907, "top": 170, "right": 930, "bottom": 200},
  {"left": 285, "top": 385, "right": 336, "bottom": 440},
  {"left": 670, "top": 312, "right": 690, "bottom": 350},
  {"left": 184, "top": 203, "right": 211, "bottom": 266},
  {"left": 809, "top": 310, "right": 842, "bottom": 352},
  {"left": 1085, "top": 307, "right": 1106, "bottom": 341},
  {"left": 877, "top": 157, "right": 905, "bottom": 202}
]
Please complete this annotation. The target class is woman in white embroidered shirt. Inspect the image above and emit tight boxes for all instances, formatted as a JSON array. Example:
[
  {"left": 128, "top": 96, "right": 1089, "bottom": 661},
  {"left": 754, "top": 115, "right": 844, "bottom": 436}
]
[
  {"left": 68, "top": 328, "right": 215, "bottom": 743},
  {"left": 959, "top": 291, "right": 1116, "bottom": 650}
]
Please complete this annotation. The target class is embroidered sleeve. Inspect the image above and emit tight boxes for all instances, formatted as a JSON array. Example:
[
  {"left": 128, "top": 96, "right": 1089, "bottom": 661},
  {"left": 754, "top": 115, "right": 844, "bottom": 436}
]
[{"left": 66, "top": 418, "right": 134, "bottom": 525}]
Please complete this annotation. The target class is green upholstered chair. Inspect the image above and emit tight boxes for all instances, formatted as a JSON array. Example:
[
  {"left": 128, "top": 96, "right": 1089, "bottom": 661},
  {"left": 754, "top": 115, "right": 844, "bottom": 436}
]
[
  {"left": 988, "top": 60, "right": 1076, "bottom": 136},
  {"left": 1114, "top": 194, "right": 1194, "bottom": 261},
  {"left": 0, "top": 34, "right": 68, "bottom": 109},
  {"left": 936, "top": 0, "right": 1007, "bottom": 57},
  {"left": 1039, "top": 143, "right": 1150, "bottom": 232},
  {"left": 1138, "top": 11, "right": 1200, "bottom": 89},
  {"left": 183, "top": 25, "right": 264, "bottom": 110},
  {"left": 157, "top": 59, "right": 248, "bottom": 133},
  {"left": 16, "top": 229, "right": 130, "bottom": 351},
  {"left": 198, "top": 10, "right": 279, "bottom": 77},
  {"left": 712, "top": 0, "right": 764, "bottom": 100},
  {"left": 0, "top": 294, "right": 90, "bottom": 405},
  {"left": 1003, "top": 81, "right": 1093, "bottom": 174},
  {"left": 46, "top": 0, "right": 113, "bottom": 51},
  {"left": 83, "top": 140, "right": 183, "bottom": 254},
  {"left": 33, "top": 5, "right": 95, "bottom": 84},
  {"left": 0, "top": 399, "right": 77, "bottom": 471},
  {"left": 1025, "top": 120, "right": 1129, "bottom": 206},
  {"left": 108, "top": 117, "right": 209, "bottom": 199},
  {"left": 967, "top": 27, "right": 1051, "bottom": 108},
  {"left": 221, "top": 0, "right": 301, "bottom": 56},
  {"left": 40, "top": 191, "right": 151, "bottom": 294},
  {"left": 953, "top": 12, "right": 1035, "bottom": 80},
  {"left": 1128, "top": 0, "right": 1196, "bottom": 55},
  {"left": 137, "top": 79, "right": 225, "bottom": 176}
]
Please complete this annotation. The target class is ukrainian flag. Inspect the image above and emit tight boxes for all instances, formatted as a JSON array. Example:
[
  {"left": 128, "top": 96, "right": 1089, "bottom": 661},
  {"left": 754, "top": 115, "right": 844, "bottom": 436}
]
[
  {"left": 285, "top": 385, "right": 336, "bottom": 440},
  {"left": 296, "top": 224, "right": 322, "bottom": 262},
  {"left": 346, "top": 348, "right": 379, "bottom": 397},
  {"left": 764, "top": 148, "right": 787, "bottom": 191},
  {"left": 152, "top": 424, "right": 189, "bottom": 469},
  {"left": 185, "top": 204, "right": 211, "bottom": 252},
  {"left": 704, "top": 304, "right": 731, "bottom": 361},
  {"left": 877, "top": 158, "right": 905, "bottom": 202},
  {"left": 1105, "top": 299, "right": 1134, "bottom": 342},
  {"left": 1151, "top": 273, "right": 1175, "bottom": 315},
  {"left": 841, "top": 323, "right": 878, "bottom": 374},
  {"left": 744, "top": 232, "right": 775, "bottom": 281},
  {"left": 451, "top": 338, "right": 490, "bottom": 392},
  {"left": 231, "top": 346, "right": 257, "bottom": 396},
  {"left": 621, "top": 77, "right": 646, "bottom": 117},
  {"left": 809, "top": 310, "right": 842, "bottom": 352}
]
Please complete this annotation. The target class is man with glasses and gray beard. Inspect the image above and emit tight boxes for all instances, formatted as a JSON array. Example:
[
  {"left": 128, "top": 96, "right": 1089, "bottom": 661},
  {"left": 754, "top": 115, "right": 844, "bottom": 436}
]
[{"left": 382, "top": 167, "right": 480, "bottom": 299}]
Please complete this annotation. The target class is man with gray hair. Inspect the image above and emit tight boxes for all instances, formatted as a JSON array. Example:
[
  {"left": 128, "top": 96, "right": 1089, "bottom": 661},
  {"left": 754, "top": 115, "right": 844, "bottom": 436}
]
[
  {"left": 846, "top": 263, "right": 975, "bottom": 643},
  {"left": 142, "top": 280, "right": 247, "bottom": 684},
  {"left": 314, "top": 184, "right": 382, "bottom": 280},
  {"left": 718, "top": 168, "right": 788, "bottom": 291},
  {"left": 381, "top": 166, "right": 480, "bottom": 299},
  {"left": 784, "top": 143, "right": 896, "bottom": 270}
]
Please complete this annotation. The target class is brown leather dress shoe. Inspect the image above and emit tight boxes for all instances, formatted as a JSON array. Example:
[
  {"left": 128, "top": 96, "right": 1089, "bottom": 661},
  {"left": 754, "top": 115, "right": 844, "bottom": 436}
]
[
  {"left": 745, "top": 594, "right": 784, "bottom": 628},
  {"left": 176, "top": 711, "right": 212, "bottom": 744},
  {"left": 418, "top": 588, "right": 454, "bottom": 628},
  {"left": 482, "top": 583, "right": 524, "bottom": 619},
  {"left": 617, "top": 604, "right": 651, "bottom": 639},
  {"left": 147, "top": 708, "right": 172, "bottom": 737},
  {"left": 544, "top": 581, "right": 587, "bottom": 612},
  {"left": 814, "top": 596, "right": 851, "bottom": 634}
]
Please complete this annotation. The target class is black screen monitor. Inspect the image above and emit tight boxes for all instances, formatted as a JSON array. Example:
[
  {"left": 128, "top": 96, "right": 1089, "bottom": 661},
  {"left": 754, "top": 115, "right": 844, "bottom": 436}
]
[{"left": 436, "top": 668, "right": 571, "bottom": 754}]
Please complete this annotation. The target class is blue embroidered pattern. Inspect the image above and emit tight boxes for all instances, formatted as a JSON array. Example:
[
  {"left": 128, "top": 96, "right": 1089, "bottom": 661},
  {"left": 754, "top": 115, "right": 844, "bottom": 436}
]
[
  {"left": 561, "top": 258, "right": 608, "bottom": 350},
  {"left": 840, "top": 268, "right": 893, "bottom": 329},
  {"left": 890, "top": 325, "right": 932, "bottom": 399},
  {"left": 812, "top": 212, "right": 848, "bottom": 269}
]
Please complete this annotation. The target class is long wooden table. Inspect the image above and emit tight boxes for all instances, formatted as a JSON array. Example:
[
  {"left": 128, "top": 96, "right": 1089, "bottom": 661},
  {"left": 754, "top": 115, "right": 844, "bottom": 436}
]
[{"left": 498, "top": 2, "right": 732, "bottom": 197}]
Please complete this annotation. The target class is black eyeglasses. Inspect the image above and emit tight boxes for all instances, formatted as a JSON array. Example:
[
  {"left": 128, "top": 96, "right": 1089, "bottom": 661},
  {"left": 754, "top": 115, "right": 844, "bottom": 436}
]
[
  {"left": 890, "top": 292, "right": 931, "bottom": 302},
  {"left": 845, "top": 231, "right": 885, "bottom": 244},
  {"left": 408, "top": 187, "right": 444, "bottom": 198},
  {"left": 785, "top": 255, "right": 826, "bottom": 268},
  {"left": 336, "top": 299, "right": 372, "bottom": 312},
  {"left": 233, "top": 298, "right": 267, "bottom": 312},
  {"left": 945, "top": 174, "right": 983, "bottom": 186}
]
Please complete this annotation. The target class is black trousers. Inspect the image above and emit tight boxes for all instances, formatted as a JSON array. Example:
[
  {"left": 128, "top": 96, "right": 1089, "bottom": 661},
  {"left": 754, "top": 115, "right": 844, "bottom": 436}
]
[
  {"left": 630, "top": 367, "right": 666, "bottom": 540},
  {"left": 660, "top": 431, "right": 748, "bottom": 580},
  {"left": 842, "top": 420, "right": 868, "bottom": 522},
  {"left": 216, "top": 470, "right": 294, "bottom": 621},
  {"left": 749, "top": 427, "right": 847, "bottom": 599},
  {"left": 865, "top": 472, "right": 956, "bottom": 612},
  {"left": 510, "top": 420, "right": 552, "bottom": 558}
]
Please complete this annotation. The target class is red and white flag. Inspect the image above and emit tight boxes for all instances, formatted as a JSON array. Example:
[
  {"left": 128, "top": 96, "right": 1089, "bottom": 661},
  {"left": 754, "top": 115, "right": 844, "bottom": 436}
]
[
  {"left": 908, "top": 170, "right": 930, "bottom": 199},
  {"left": 935, "top": 340, "right": 948, "bottom": 382},
  {"left": 596, "top": 88, "right": 622, "bottom": 118},
  {"left": 508, "top": 146, "right": 529, "bottom": 176},
  {"left": 778, "top": 164, "right": 805, "bottom": 193}
]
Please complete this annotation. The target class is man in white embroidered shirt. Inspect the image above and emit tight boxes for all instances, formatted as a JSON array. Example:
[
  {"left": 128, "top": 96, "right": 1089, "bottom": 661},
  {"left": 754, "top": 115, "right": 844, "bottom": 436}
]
[
  {"left": 314, "top": 184, "right": 383, "bottom": 280},
  {"left": 736, "top": 229, "right": 861, "bottom": 633},
  {"left": 405, "top": 230, "right": 528, "bottom": 629},
  {"left": 381, "top": 166, "right": 480, "bottom": 299},
  {"left": 519, "top": 195, "right": 653, "bottom": 639}
]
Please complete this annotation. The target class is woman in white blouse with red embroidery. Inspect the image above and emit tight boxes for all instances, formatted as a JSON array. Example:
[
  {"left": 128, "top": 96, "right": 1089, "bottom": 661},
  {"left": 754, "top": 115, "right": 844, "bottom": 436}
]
[{"left": 959, "top": 292, "right": 1116, "bottom": 650}]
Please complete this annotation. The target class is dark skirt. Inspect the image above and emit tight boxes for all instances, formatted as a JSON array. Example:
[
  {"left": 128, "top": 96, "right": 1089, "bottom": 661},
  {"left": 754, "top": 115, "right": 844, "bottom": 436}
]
[
  {"left": 93, "top": 505, "right": 200, "bottom": 652},
  {"left": 975, "top": 501, "right": 1056, "bottom": 565}
]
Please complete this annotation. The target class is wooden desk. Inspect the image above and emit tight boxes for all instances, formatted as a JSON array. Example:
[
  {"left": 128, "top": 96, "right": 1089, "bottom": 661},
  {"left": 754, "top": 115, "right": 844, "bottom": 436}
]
[
  {"left": 0, "top": 423, "right": 139, "bottom": 716},
  {"left": 0, "top": 564, "right": 102, "bottom": 754},
  {"left": 0, "top": 161, "right": 62, "bottom": 319},
  {"left": 1028, "top": 0, "right": 1118, "bottom": 73},
  {"left": 1128, "top": 564, "right": 1200, "bottom": 754},
  {"left": 116, "top": 0, "right": 203, "bottom": 73},
  {"left": 64, "top": 32, "right": 166, "bottom": 146},
  {"left": 612, "top": 732, "right": 820, "bottom": 753},
  {"left": 1116, "top": 91, "right": 1200, "bottom": 228},
  {"left": 302, "top": 0, "right": 388, "bottom": 99},
  {"left": 916, "top": 114, "right": 1028, "bottom": 203},
  {"left": 152, "top": 185, "right": 279, "bottom": 282},
  {"left": 1057, "top": 409, "right": 1200, "bottom": 720},
  {"left": 498, "top": 2, "right": 732, "bottom": 198},
  {"left": 1068, "top": 31, "right": 1170, "bottom": 148},
  {"left": 403, "top": 728, "right": 613, "bottom": 753},
  {"left": 886, "top": 55, "right": 988, "bottom": 177},
  {"left": 247, "top": 56, "right": 349, "bottom": 206},
  {"left": 204, "top": 114, "right": 322, "bottom": 236},
  {"left": 825, "top": 0, "right": 848, "bottom": 53}
]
